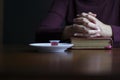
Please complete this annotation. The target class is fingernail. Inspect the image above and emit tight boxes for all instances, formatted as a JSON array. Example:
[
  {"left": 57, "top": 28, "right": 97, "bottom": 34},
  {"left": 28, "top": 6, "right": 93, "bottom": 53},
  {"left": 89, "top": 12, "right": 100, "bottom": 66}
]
[
  {"left": 96, "top": 33, "right": 101, "bottom": 36},
  {"left": 76, "top": 14, "right": 80, "bottom": 17},
  {"left": 74, "top": 33, "right": 81, "bottom": 36},
  {"left": 74, "top": 33, "right": 77, "bottom": 36},
  {"left": 73, "top": 24, "right": 76, "bottom": 26}
]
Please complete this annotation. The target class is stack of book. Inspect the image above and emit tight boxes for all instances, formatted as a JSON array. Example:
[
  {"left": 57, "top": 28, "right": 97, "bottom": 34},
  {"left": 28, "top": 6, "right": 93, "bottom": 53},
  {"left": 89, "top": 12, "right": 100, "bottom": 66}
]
[{"left": 71, "top": 37, "right": 112, "bottom": 49}]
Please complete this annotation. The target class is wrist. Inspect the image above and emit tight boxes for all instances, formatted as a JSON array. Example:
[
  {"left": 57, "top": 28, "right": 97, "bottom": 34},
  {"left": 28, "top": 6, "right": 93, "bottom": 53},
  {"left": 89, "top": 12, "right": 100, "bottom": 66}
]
[
  {"left": 101, "top": 24, "right": 112, "bottom": 38},
  {"left": 62, "top": 25, "right": 74, "bottom": 40}
]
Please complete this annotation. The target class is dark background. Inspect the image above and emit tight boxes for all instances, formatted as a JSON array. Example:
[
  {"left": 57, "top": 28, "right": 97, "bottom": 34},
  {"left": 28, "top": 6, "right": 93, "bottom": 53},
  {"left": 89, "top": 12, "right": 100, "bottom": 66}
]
[{"left": 3, "top": 0, "right": 53, "bottom": 44}]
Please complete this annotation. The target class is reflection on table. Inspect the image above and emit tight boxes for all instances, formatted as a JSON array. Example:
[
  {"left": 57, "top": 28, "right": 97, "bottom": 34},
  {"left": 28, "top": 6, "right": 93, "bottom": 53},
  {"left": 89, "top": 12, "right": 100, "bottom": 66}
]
[
  {"left": 71, "top": 50, "right": 112, "bottom": 75},
  {"left": 0, "top": 45, "right": 120, "bottom": 79}
]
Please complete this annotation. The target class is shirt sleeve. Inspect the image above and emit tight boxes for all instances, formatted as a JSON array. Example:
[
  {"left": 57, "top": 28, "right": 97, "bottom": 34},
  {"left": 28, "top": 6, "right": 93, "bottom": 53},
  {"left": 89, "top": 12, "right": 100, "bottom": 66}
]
[
  {"left": 111, "top": 25, "right": 120, "bottom": 47},
  {"left": 36, "top": 0, "right": 69, "bottom": 42}
]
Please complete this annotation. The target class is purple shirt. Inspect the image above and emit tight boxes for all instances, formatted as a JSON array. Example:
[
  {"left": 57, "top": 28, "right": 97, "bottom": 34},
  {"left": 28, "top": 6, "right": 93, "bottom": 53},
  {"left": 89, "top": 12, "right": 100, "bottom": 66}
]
[{"left": 36, "top": 0, "right": 120, "bottom": 47}]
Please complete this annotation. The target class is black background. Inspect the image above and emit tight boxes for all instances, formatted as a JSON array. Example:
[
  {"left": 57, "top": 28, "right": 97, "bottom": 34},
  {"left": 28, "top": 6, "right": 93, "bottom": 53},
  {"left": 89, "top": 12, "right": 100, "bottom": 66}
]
[{"left": 4, "top": 0, "right": 53, "bottom": 44}]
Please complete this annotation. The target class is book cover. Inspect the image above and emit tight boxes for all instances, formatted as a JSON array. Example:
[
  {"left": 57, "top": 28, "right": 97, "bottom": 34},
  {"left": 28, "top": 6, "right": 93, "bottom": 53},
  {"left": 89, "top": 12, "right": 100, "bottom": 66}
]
[{"left": 71, "top": 37, "right": 112, "bottom": 49}]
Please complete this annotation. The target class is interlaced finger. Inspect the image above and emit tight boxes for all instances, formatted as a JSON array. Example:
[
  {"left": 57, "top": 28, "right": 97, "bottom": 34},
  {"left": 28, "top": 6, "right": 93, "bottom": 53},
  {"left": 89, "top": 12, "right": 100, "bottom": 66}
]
[{"left": 72, "top": 24, "right": 87, "bottom": 33}]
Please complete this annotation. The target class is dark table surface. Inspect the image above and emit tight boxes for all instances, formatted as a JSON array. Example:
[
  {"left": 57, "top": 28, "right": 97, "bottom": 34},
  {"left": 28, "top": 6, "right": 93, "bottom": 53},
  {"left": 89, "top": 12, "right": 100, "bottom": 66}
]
[{"left": 0, "top": 44, "right": 120, "bottom": 80}]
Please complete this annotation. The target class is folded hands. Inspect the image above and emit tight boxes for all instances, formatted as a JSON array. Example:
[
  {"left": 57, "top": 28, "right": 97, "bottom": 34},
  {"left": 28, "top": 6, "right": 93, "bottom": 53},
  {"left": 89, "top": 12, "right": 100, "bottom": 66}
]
[{"left": 72, "top": 12, "right": 112, "bottom": 38}]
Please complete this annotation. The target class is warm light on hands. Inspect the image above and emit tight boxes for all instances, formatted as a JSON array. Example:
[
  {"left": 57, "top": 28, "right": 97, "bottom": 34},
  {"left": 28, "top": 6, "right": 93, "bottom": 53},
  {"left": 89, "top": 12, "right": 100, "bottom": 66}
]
[{"left": 73, "top": 12, "right": 112, "bottom": 38}]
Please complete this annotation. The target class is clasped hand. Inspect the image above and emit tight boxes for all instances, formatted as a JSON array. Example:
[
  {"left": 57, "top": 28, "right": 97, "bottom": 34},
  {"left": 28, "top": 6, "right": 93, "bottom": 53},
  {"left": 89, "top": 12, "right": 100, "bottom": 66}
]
[{"left": 72, "top": 12, "right": 112, "bottom": 38}]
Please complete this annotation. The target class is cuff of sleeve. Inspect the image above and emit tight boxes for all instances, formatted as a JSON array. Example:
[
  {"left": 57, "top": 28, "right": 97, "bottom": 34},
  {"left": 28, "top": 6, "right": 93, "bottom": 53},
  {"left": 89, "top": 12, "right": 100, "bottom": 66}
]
[{"left": 111, "top": 25, "right": 120, "bottom": 47}]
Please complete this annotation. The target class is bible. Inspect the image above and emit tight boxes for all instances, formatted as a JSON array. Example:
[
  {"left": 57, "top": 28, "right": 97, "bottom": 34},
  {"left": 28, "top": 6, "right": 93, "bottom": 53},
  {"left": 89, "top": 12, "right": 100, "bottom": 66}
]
[{"left": 71, "top": 37, "right": 112, "bottom": 49}]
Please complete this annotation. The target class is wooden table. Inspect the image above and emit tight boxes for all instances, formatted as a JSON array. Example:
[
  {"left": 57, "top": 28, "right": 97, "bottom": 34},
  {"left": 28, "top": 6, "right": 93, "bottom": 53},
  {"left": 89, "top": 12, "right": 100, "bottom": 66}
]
[{"left": 0, "top": 44, "right": 120, "bottom": 79}]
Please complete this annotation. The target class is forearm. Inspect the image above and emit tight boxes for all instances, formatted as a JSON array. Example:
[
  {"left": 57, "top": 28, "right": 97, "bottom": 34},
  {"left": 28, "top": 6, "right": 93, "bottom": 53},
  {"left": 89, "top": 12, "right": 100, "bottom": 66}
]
[
  {"left": 36, "top": 0, "right": 68, "bottom": 42},
  {"left": 35, "top": 31, "right": 62, "bottom": 43}
]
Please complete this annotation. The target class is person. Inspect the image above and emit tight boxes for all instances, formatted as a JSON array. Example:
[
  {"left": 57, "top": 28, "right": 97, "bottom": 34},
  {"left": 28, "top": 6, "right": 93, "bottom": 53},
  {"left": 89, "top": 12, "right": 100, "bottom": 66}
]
[{"left": 36, "top": 0, "right": 120, "bottom": 48}]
